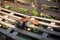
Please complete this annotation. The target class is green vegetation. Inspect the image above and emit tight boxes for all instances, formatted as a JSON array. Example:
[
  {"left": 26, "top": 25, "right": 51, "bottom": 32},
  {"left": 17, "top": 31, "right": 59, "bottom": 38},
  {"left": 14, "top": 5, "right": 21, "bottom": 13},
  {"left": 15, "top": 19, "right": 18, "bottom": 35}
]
[
  {"left": 2, "top": 25, "right": 9, "bottom": 30},
  {"left": 27, "top": 28, "right": 44, "bottom": 35},
  {"left": 0, "top": 20, "right": 9, "bottom": 30},
  {"left": 4, "top": 5, "right": 29, "bottom": 14},
  {"left": 17, "top": 8, "right": 29, "bottom": 14},
  {"left": 30, "top": 24, "right": 47, "bottom": 34},
  {"left": 40, "top": 13, "right": 57, "bottom": 20},
  {"left": 4, "top": 5, "right": 14, "bottom": 10},
  {"left": 0, "top": 24, "right": 9, "bottom": 30},
  {"left": 39, "top": 24, "right": 47, "bottom": 28},
  {"left": 32, "top": 29, "right": 43, "bottom": 35},
  {"left": 4, "top": 5, "right": 57, "bottom": 20},
  {"left": 50, "top": 16, "right": 57, "bottom": 20},
  {"left": 32, "top": 10, "right": 38, "bottom": 16},
  {"left": 4, "top": 5, "right": 38, "bottom": 16}
]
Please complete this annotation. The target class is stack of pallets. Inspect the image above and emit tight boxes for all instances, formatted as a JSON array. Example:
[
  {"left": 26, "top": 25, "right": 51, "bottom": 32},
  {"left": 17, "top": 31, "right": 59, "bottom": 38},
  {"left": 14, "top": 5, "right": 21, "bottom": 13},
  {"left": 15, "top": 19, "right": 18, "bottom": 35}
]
[{"left": 0, "top": 7, "right": 60, "bottom": 40}]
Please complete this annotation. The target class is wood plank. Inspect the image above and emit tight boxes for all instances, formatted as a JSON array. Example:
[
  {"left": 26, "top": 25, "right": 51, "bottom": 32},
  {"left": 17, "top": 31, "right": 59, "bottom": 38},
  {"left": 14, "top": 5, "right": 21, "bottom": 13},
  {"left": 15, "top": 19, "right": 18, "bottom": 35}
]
[
  {"left": 0, "top": 11, "right": 21, "bottom": 19},
  {"left": 6, "top": 28, "right": 12, "bottom": 33},
  {"left": 0, "top": 28, "right": 25, "bottom": 40},
  {"left": 42, "top": 22, "right": 55, "bottom": 38},
  {"left": 32, "top": 16, "right": 60, "bottom": 23},
  {"left": 0, "top": 15, "right": 15, "bottom": 22},
  {"left": 11, "top": 31, "right": 18, "bottom": 36},
  {"left": 42, "top": 33, "right": 48, "bottom": 37},
  {"left": 39, "top": 21, "right": 60, "bottom": 28}
]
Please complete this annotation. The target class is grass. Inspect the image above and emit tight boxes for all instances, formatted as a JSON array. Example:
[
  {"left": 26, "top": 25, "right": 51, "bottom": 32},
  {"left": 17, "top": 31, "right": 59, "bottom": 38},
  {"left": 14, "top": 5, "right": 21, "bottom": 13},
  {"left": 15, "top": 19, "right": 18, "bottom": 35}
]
[
  {"left": 4, "top": 5, "right": 14, "bottom": 10},
  {"left": 40, "top": 13, "right": 57, "bottom": 20},
  {"left": 32, "top": 10, "right": 38, "bottom": 16},
  {"left": 26, "top": 28, "right": 44, "bottom": 35},
  {"left": 4, "top": 5, "right": 38, "bottom": 16},
  {"left": 17, "top": 8, "right": 29, "bottom": 14},
  {"left": 39, "top": 24, "right": 47, "bottom": 28},
  {"left": 4, "top": 5, "right": 57, "bottom": 20},
  {"left": 2, "top": 25, "right": 9, "bottom": 30},
  {"left": 0, "top": 24, "right": 9, "bottom": 30}
]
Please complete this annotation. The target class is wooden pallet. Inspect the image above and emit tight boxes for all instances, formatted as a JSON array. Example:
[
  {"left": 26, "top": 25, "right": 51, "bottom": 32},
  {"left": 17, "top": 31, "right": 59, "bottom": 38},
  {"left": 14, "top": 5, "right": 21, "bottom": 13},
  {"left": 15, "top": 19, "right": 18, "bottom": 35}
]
[{"left": 0, "top": 7, "right": 60, "bottom": 40}]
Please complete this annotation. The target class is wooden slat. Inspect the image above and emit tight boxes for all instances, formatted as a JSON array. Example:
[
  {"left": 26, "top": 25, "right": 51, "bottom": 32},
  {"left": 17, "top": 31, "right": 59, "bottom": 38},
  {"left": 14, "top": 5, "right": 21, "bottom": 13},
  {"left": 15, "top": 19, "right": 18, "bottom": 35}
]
[
  {"left": 0, "top": 11, "right": 21, "bottom": 19},
  {"left": 42, "top": 22, "right": 55, "bottom": 38},
  {"left": 0, "top": 28, "right": 25, "bottom": 40},
  {"left": 39, "top": 21, "right": 60, "bottom": 28},
  {"left": 11, "top": 31, "right": 18, "bottom": 36},
  {"left": 0, "top": 15, "right": 15, "bottom": 22},
  {"left": 42, "top": 33, "right": 48, "bottom": 37},
  {"left": 32, "top": 16, "right": 60, "bottom": 23},
  {"left": 6, "top": 28, "right": 12, "bottom": 33}
]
